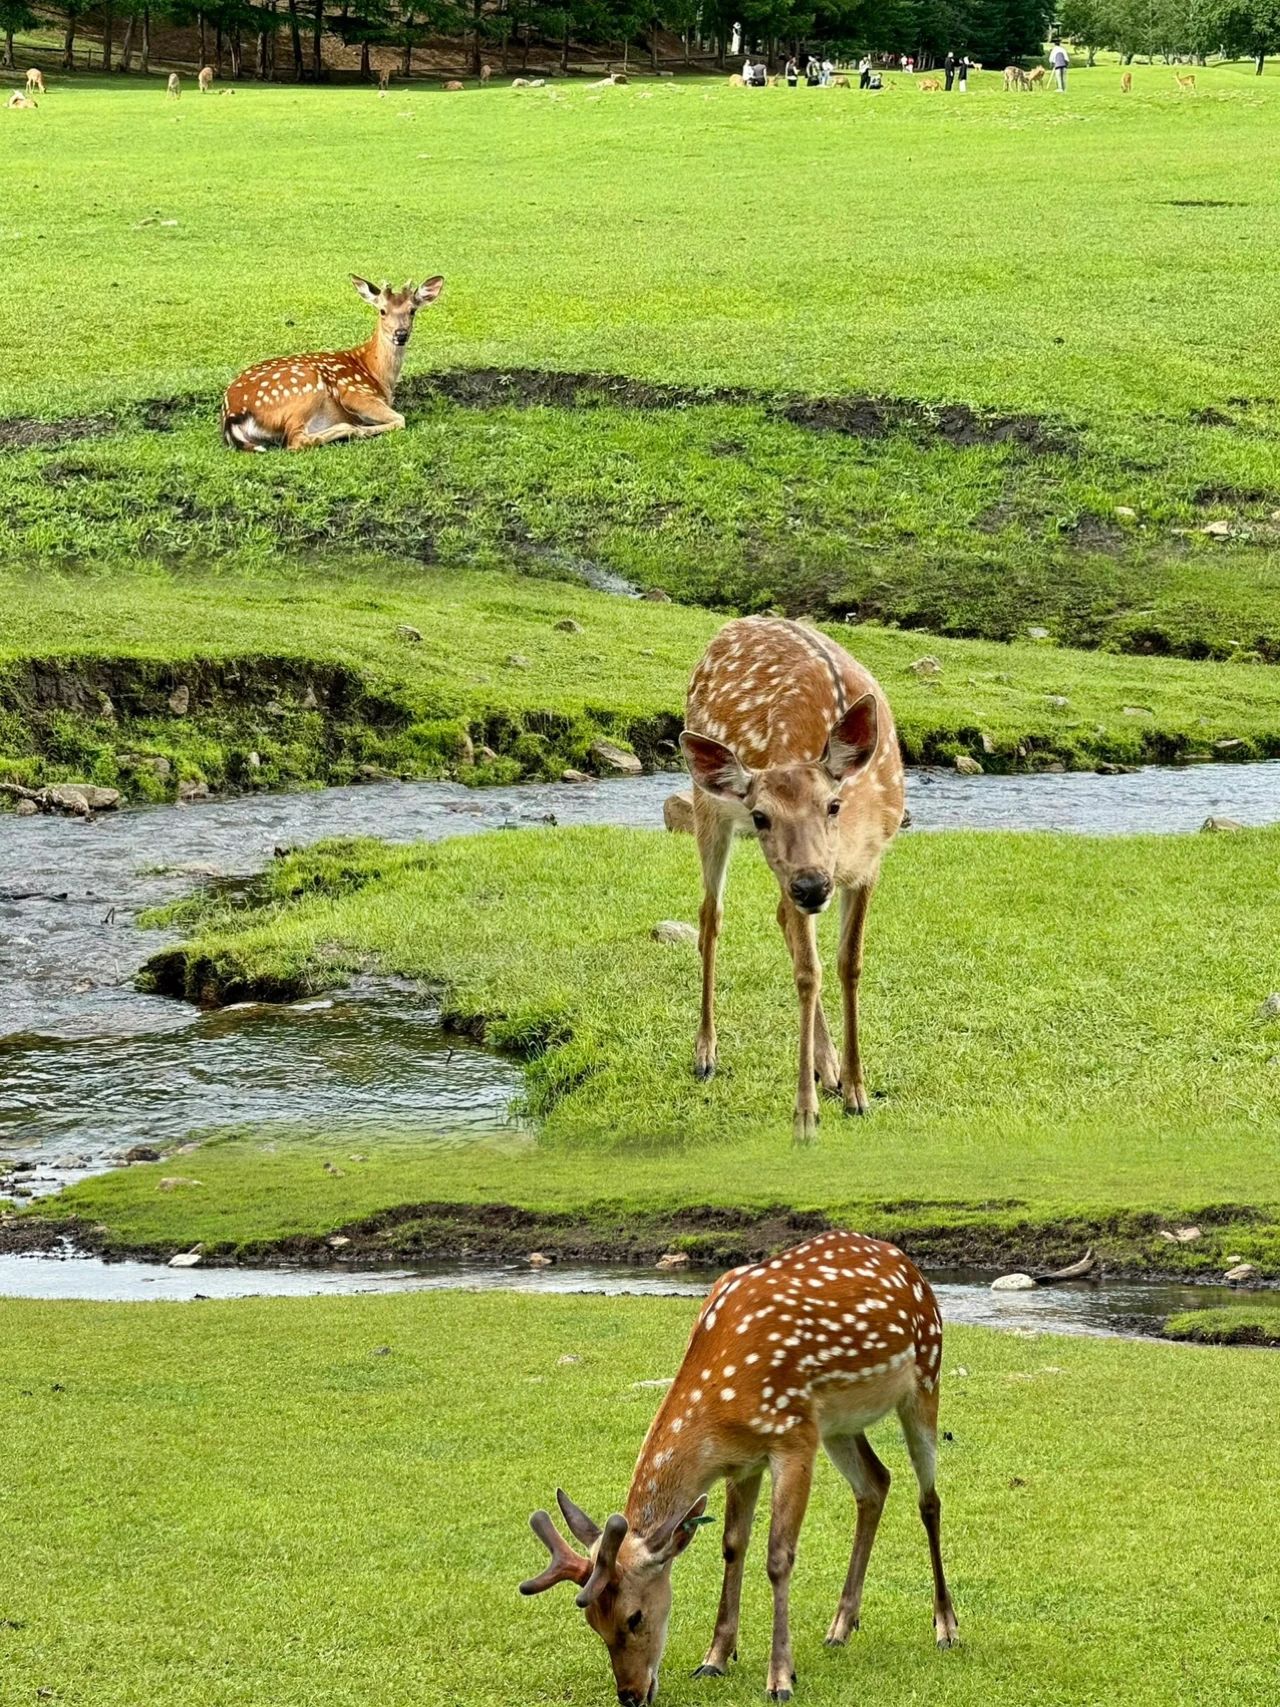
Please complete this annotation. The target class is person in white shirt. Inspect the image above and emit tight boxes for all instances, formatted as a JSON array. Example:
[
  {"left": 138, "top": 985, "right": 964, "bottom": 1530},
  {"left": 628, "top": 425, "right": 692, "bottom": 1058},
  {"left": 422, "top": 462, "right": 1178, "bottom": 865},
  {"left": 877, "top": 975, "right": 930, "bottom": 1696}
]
[
  {"left": 1050, "top": 43, "right": 1069, "bottom": 91},
  {"left": 742, "top": 57, "right": 754, "bottom": 84},
  {"left": 821, "top": 57, "right": 834, "bottom": 85}
]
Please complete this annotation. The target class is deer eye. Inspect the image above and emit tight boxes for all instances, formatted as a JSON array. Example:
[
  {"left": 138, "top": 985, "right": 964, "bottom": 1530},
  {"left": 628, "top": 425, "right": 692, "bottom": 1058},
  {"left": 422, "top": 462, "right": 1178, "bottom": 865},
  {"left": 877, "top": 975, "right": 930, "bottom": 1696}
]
[
  {"left": 751, "top": 810, "right": 771, "bottom": 832},
  {"left": 627, "top": 1611, "right": 644, "bottom": 1633},
  {"left": 827, "top": 799, "right": 841, "bottom": 817}
]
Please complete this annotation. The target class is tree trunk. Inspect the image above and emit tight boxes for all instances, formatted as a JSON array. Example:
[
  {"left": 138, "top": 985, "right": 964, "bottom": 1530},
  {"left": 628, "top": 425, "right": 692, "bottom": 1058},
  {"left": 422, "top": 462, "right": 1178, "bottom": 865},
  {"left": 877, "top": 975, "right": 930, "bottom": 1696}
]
[
  {"left": 2, "top": 28, "right": 12, "bottom": 69},
  {"left": 288, "top": 0, "right": 303, "bottom": 78},
  {"left": 1257, "top": 52, "right": 1265, "bottom": 75},
  {"left": 119, "top": 12, "right": 134, "bottom": 69},
  {"left": 102, "top": 1, "right": 114, "bottom": 68},
  {"left": 232, "top": 26, "right": 242, "bottom": 76},
  {"left": 216, "top": 20, "right": 223, "bottom": 72},
  {"left": 313, "top": 0, "right": 323, "bottom": 78},
  {"left": 140, "top": 6, "right": 150, "bottom": 75},
  {"left": 360, "top": 40, "right": 369, "bottom": 78},
  {"left": 199, "top": 11, "right": 206, "bottom": 63},
  {"left": 402, "top": 14, "right": 412, "bottom": 75},
  {"left": 560, "top": 21, "right": 569, "bottom": 72},
  {"left": 682, "top": 29, "right": 690, "bottom": 64},
  {"left": 521, "top": 25, "right": 529, "bottom": 68},
  {"left": 651, "top": 17, "right": 659, "bottom": 70},
  {"left": 471, "top": 0, "right": 482, "bottom": 75},
  {"left": 63, "top": 11, "right": 76, "bottom": 70}
]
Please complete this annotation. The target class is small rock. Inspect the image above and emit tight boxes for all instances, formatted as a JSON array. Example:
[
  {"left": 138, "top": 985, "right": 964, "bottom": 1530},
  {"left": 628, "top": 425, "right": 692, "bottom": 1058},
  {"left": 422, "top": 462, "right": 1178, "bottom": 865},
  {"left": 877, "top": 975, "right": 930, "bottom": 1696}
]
[
  {"left": 507, "top": 653, "right": 532, "bottom": 669},
  {"left": 326, "top": 1235, "right": 352, "bottom": 1249},
  {"left": 554, "top": 618, "right": 584, "bottom": 633},
  {"left": 632, "top": 1377, "right": 674, "bottom": 1389},
  {"left": 1045, "top": 695, "right": 1070, "bottom": 710},
  {"left": 909, "top": 655, "right": 942, "bottom": 678},
  {"left": 641, "top": 588, "right": 672, "bottom": 602},
  {"left": 96, "top": 691, "right": 116, "bottom": 719},
  {"left": 991, "top": 1273, "right": 1036, "bottom": 1292},
  {"left": 1201, "top": 816, "right": 1245, "bottom": 833},
  {"left": 1214, "top": 737, "right": 1246, "bottom": 752},
  {"left": 168, "top": 685, "right": 190, "bottom": 715},
  {"left": 1225, "top": 1262, "right": 1258, "bottom": 1286},
  {"left": 663, "top": 790, "right": 695, "bottom": 834},
  {"left": 1158, "top": 1225, "right": 1201, "bottom": 1243},
  {"left": 1026, "top": 626, "right": 1050, "bottom": 641},
  {"left": 168, "top": 1248, "right": 203, "bottom": 1268},
  {"left": 527, "top": 1251, "right": 553, "bottom": 1267},
  {"left": 50, "top": 784, "right": 121, "bottom": 814},
  {"left": 156, "top": 1176, "right": 202, "bottom": 1191},
  {"left": 1095, "top": 761, "right": 1136, "bottom": 775},
  {"left": 953, "top": 754, "right": 983, "bottom": 776},
  {"left": 13, "top": 798, "right": 37, "bottom": 817},
  {"left": 300, "top": 686, "right": 319, "bottom": 710},
  {"left": 561, "top": 768, "right": 590, "bottom": 783},
  {"left": 980, "top": 732, "right": 996, "bottom": 756},
  {"left": 1122, "top": 706, "right": 1154, "bottom": 718},
  {"left": 178, "top": 779, "right": 209, "bottom": 802},
  {"left": 477, "top": 745, "right": 499, "bottom": 764},
  {"left": 323, "top": 1162, "right": 345, "bottom": 1177},
  {"left": 591, "top": 740, "right": 642, "bottom": 776},
  {"left": 652, "top": 920, "right": 698, "bottom": 947},
  {"left": 265, "top": 699, "right": 286, "bottom": 718},
  {"left": 1114, "top": 505, "right": 1137, "bottom": 521},
  {"left": 656, "top": 1251, "right": 691, "bottom": 1269},
  {"left": 556, "top": 1353, "right": 582, "bottom": 1365},
  {"left": 123, "top": 1145, "right": 161, "bottom": 1163},
  {"left": 1202, "top": 519, "right": 1235, "bottom": 538},
  {"left": 1256, "top": 994, "right": 1280, "bottom": 1022},
  {"left": 247, "top": 751, "right": 261, "bottom": 769},
  {"left": 953, "top": 1367, "right": 970, "bottom": 1378},
  {"left": 396, "top": 624, "right": 423, "bottom": 642}
]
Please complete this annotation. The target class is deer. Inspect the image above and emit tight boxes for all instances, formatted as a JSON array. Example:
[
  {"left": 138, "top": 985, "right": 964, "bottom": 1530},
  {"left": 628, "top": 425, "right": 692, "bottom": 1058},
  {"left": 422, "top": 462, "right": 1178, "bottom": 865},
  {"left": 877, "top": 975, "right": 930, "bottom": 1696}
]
[
  {"left": 167, "top": 72, "right": 181, "bottom": 98},
  {"left": 198, "top": 65, "right": 214, "bottom": 92},
  {"left": 25, "top": 68, "right": 45, "bottom": 95},
  {"left": 918, "top": 76, "right": 941, "bottom": 91},
  {"left": 1026, "top": 64, "right": 1046, "bottom": 86},
  {"left": 6, "top": 91, "right": 38, "bottom": 109},
  {"left": 221, "top": 274, "right": 444, "bottom": 452},
  {"left": 1121, "top": 70, "right": 1133, "bottom": 92},
  {"left": 378, "top": 66, "right": 391, "bottom": 91},
  {"left": 679, "top": 618, "right": 904, "bottom": 1139},
  {"left": 1174, "top": 70, "right": 1197, "bottom": 91},
  {"left": 480, "top": 61, "right": 493, "bottom": 83},
  {"left": 1003, "top": 65, "right": 1029, "bottom": 91},
  {"left": 520, "top": 1230, "right": 957, "bottom": 1704}
]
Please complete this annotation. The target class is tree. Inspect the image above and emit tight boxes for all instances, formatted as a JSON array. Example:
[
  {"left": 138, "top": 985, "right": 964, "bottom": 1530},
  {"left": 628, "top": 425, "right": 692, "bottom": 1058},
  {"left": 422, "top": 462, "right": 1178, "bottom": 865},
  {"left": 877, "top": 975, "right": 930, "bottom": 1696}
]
[
  {"left": 0, "top": 0, "right": 36, "bottom": 68},
  {"left": 1217, "top": 0, "right": 1280, "bottom": 71}
]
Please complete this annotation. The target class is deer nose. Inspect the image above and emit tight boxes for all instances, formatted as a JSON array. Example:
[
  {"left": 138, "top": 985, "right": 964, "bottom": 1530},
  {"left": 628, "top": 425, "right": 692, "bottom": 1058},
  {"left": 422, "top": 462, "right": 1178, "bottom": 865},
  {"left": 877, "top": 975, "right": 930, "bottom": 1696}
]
[
  {"left": 618, "top": 1693, "right": 642, "bottom": 1707},
  {"left": 789, "top": 871, "right": 832, "bottom": 913}
]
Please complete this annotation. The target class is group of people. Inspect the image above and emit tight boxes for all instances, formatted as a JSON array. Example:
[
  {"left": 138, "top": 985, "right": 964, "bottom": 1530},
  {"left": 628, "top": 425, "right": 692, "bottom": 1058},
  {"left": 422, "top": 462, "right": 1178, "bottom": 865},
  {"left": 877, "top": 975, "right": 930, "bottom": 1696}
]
[
  {"left": 940, "top": 52, "right": 976, "bottom": 90},
  {"left": 740, "top": 55, "right": 837, "bottom": 87}
]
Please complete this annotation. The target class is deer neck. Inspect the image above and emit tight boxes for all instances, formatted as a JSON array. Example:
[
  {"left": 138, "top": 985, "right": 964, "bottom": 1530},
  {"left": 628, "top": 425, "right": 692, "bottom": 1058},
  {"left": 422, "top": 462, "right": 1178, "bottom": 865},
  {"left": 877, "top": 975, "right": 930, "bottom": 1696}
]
[
  {"left": 625, "top": 1395, "right": 715, "bottom": 1537},
  {"left": 359, "top": 332, "right": 403, "bottom": 402}
]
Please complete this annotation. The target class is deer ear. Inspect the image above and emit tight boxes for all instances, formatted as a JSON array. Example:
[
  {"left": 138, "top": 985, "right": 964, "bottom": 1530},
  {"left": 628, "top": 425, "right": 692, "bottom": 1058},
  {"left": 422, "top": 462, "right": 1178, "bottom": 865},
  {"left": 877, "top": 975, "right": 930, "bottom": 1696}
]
[
  {"left": 681, "top": 731, "right": 751, "bottom": 800},
  {"left": 648, "top": 1495, "right": 710, "bottom": 1562},
  {"left": 415, "top": 275, "right": 445, "bottom": 305},
  {"left": 351, "top": 275, "right": 381, "bottom": 306},
  {"left": 822, "top": 694, "right": 878, "bottom": 782}
]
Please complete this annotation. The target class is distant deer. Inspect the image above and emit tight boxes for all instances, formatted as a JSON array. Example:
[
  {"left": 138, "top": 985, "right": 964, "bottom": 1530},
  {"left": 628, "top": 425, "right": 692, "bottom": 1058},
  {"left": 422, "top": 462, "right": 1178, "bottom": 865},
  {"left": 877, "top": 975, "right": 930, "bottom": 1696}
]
[
  {"left": 681, "top": 618, "right": 904, "bottom": 1138},
  {"left": 6, "top": 91, "right": 38, "bottom": 108},
  {"left": 378, "top": 66, "right": 391, "bottom": 91},
  {"left": 1026, "top": 64, "right": 1045, "bottom": 86},
  {"left": 919, "top": 76, "right": 941, "bottom": 91},
  {"left": 1175, "top": 70, "right": 1197, "bottom": 91},
  {"left": 198, "top": 65, "right": 214, "bottom": 92},
  {"left": 1003, "top": 65, "right": 1029, "bottom": 90},
  {"left": 521, "top": 1231, "right": 957, "bottom": 1703},
  {"left": 222, "top": 274, "right": 444, "bottom": 452},
  {"left": 25, "top": 68, "right": 45, "bottom": 95},
  {"left": 1121, "top": 70, "right": 1133, "bottom": 92},
  {"left": 480, "top": 61, "right": 493, "bottom": 83},
  {"left": 167, "top": 72, "right": 181, "bottom": 98}
]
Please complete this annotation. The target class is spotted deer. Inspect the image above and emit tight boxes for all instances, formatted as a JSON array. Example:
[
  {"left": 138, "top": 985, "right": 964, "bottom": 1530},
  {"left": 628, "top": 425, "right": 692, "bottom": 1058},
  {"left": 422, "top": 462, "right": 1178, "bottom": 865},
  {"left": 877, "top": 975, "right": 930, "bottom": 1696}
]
[
  {"left": 680, "top": 618, "right": 904, "bottom": 1138},
  {"left": 1174, "top": 70, "right": 1197, "bottom": 91},
  {"left": 221, "top": 275, "right": 444, "bottom": 452},
  {"left": 25, "top": 68, "right": 45, "bottom": 96},
  {"left": 520, "top": 1231, "right": 956, "bottom": 1704}
]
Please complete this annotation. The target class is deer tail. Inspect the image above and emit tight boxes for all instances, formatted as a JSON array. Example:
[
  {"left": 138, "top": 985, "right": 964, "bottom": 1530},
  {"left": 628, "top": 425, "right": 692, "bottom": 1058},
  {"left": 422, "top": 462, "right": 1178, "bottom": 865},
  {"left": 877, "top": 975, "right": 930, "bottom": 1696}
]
[{"left": 222, "top": 412, "right": 262, "bottom": 453}]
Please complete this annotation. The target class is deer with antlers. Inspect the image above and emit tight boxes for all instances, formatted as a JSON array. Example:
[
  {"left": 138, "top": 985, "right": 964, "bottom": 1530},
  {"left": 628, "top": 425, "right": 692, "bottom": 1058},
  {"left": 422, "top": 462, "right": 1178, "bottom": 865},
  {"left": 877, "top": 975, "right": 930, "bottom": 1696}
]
[
  {"left": 221, "top": 274, "right": 444, "bottom": 452},
  {"left": 521, "top": 1230, "right": 956, "bottom": 1703},
  {"left": 680, "top": 618, "right": 904, "bottom": 1138}
]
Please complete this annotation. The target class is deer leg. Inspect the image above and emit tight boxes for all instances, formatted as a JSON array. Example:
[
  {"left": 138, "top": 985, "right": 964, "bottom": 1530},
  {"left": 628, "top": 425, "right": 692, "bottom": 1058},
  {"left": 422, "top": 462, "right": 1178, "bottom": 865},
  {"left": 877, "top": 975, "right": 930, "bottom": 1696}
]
[
  {"left": 779, "top": 899, "right": 822, "bottom": 1140},
  {"left": 764, "top": 1440, "right": 815, "bottom": 1700},
  {"left": 898, "top": 1381, "right": 958, "bottom": 1649},
  {"left": 341, "top": 395, "right": 407, "bottom": 436},
  {"left": 822, "top": 1432, "right": 891, "bottom": 1645},
  {"left": 837, "top": 881, "right": 873, "bottom": 1116},
  {"left": 776, "top": 900, "right": 840, "bottom": 1095},
  {"left": 693, "top": 804, "right": 734, "bottom": 1081},
  {"left": 693, "top": 1467, "right": 763, "bottom": 1677}
]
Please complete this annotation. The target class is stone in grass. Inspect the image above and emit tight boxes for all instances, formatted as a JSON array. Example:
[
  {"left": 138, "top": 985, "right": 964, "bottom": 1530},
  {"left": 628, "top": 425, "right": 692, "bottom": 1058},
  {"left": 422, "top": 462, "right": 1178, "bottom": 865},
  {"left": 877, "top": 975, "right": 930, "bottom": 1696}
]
[
  {"left": 168, "top": 684, "right": 190, "bottom": 715},
  {"left": 157, "top": 1176, "right": 202, "bottom": 1191},
  {"left": 990, "top": 1273, "right": 1036, "bottom": 1292},
  {"left": 1225, "top": 1263, "right": 1259, "bottom": 1286},
  {"left": 554, "top": 618, "right": 584, "bottom": 633},
  {"left": 507, "top": 653, "right": 532, "bottom": 670},
  {"left": 1026, "top": 626, "right": 1051, "bottom": 641},
  {"left": 1115, "top": 505, "right": 1138, "bottom": 522},
  {"left": 656, "top": 1251, "right": 691, "bottom": 1270},
  {"left": 1256, "top": 994, "right": 1280, "bottom": 1023},
  {"left": 168, "top": 1247, "right": 203, "bottom": 1268},
  {"left": 953, "top": 754, "right": 983, "bottom": 776},
  {"left": 13, "top": 799, "right": 37, "bottom": 817},
  {"left": 909, "top": 655, "right": 942, "bottom": 678},
  {"left": 1045, "top": 694, "right": 1070, "bottom": 710},
  {"left": 642, "top": 588, "right": 672, "bottom": 602},
  {"left": 561, "top": 768, "right": 590, "bottom": 784},
  {"left": 327, "top": 1235, "right": 352, "bottom": 1249},
  {"left": 123, "top": 1145, "right": 161, "bottom": 1163},
  {"left": 396, "top": 624, "right": 423, "bottom": 642},
  {"left": 652, "top": 920, "right": 698, "bottom": 947},
  {"left": 1202, "top": 519, "right": 1236, "bottom": 539},
  {"left": 1201, "top": 816, "right": 1245, "bottom": 833},
  {"left": 663, "top": 790, "right": 695, "bottom": 833},
  {"left": 591, "top": 739, "right": 643, "bottom": 776}
]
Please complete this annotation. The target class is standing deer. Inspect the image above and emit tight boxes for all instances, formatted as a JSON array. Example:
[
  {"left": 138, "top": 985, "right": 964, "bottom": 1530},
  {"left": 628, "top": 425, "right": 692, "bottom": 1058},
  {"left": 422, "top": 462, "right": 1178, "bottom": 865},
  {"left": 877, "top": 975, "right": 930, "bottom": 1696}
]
[
  {"left": 680, "top": 618, "right": 904, "bottom": 1138},
  {"left": 480, "top": 61, "right": 493, "bottom": 83},
  {"left": 25, "top": 68, "right": 45, "bottom": 95},
  {"left": 1174, "top": 70, "right": 1197, "bottom": 91},
  {"left": 378, "top": 66, "right": 391, "bottom": 90},
  {"left": 221, "top": 274, "right": 444, "bottom": 452},
  {"left": 1121, "top": 70, "right": 1133, "bottom": 92},
  {"left": 167, "top": 72, "right": 181, "bottom": 98},
  {"left": 520, "top": 1231, "right": 957, "bottom": 1703},
  {"left": 198, "top": 65, "right": 214, "bottom": 92}
]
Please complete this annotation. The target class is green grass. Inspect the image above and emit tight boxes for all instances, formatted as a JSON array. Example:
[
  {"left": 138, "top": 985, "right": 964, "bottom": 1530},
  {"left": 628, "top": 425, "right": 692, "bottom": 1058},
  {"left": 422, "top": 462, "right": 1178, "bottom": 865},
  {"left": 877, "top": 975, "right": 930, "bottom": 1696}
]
[
  {"left": 8, "top": 564, "right": 1280, "bottom": 798},
  {"left": 1, "top": 1290, "right": 1276, "bottom": 1706},
  {"left": 3, "top": 70, "right": 1280, "bottom": 657},
  {"left": 1164, "top": 1302, "right": 1280, "bottom": 1346},
  {"left": 37, "top": 822, "right": 1280, "bottom": 1267}
]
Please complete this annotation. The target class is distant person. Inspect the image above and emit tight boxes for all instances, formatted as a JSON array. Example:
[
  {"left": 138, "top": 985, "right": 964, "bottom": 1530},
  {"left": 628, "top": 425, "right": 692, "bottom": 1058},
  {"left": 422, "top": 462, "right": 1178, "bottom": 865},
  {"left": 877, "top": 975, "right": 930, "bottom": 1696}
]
[
  {"left": 821, "top": 57, "right": 834, "bottom": 85},
  {"left": 907, "top": 56, "right": 915, "bottom": 73},
  {"left": 944, "top": 50, "right": 956, "bottom": 90},
  {"left": 858, "top": 56, "right": 872, "bottom": 89},
  {"left": 958, "top": 54, "right": 970, "bottom": 92},
  {"left": 742, "top": 56, "right": 754, "bottom": 85},
  {"left": 785, "top": 56, "right": 799, "bottom": 87},
  {"left": 806, "top": 56, "right": 821, "bottom": 86},
  {"left": 1050, "top": 41, "right": 1069, "bottom": 91},
  {"left": 755, "top": 60, "right": 769, "bottom": 85},
  {"left": 899, "top": 53, "right": 908, "bottom": 73}
]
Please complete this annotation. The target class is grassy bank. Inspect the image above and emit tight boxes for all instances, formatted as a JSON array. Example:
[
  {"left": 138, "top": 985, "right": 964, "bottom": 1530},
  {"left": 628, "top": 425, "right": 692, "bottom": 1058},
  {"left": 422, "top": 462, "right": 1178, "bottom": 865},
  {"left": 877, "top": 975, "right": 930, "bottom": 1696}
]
[
  {"left": 7, "top": 566, "right": 1280, "bottom": 799},
  {"left": 3, "top": 73, "right": 1280, "bottom": 656},
  {"left": 1164, "top": 1303, "right": 1280, "bottom": 1346},
  {"left": 1, "top": 1290, "right": 1276, "bottom": 1706}
]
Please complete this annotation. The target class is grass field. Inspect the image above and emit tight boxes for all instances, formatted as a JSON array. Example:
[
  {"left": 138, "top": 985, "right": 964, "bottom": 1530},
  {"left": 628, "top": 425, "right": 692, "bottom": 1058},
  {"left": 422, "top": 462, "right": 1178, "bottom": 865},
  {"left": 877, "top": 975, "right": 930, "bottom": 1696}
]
[
  {"left": 2, "top": 1290, "right": 1276, "bottom": 1707},
  {"left": 3, "top": 66, "right": 1280, "bottom": 664}
]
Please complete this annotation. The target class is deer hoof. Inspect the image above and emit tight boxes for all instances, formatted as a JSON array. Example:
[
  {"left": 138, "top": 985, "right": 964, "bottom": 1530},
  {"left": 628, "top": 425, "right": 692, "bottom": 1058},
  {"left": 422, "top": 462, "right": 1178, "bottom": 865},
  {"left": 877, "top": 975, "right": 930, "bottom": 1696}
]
[
  {"left": 793, "top": 1108, "right": 819, "bottom": 1141},
  {"left": 842, "top": 1088, "right": 870, "bottom": 1117},
  {"left": 694, "top": 1060, "right": 716, "bottom": 1082},
  {"left": 691, "top": 1664, "right": 726, "bottom": 1679}
]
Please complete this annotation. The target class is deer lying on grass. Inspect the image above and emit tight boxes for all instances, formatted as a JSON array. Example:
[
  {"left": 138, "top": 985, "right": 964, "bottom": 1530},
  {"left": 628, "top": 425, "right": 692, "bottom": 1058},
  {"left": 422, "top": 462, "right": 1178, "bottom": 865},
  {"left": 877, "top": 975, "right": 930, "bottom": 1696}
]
[
  {"left": 6, "top": 91, "right": 38, "bottom": 108},
  {"left": 222, "top": 274, "right": 444, "bottom": 452},
  {"left": 680, "top": 618, "right": 904, "bottom": 1138},
  {"left": 521, "top": 1231, "right": 957, "bottom": 1703},
  {"left": 198, "top": 65, "right": 214, "bottom": 91},
  {"left": 25, "top": 68, "right": 45, "bottom": 95}
]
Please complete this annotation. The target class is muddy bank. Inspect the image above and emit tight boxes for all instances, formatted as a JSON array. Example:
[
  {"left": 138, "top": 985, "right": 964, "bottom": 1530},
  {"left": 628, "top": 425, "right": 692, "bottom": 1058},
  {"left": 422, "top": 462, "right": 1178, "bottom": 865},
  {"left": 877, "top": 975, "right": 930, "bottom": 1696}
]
[{"left": 8, "top": 1199, "right": 1275, "bottom": 1285}]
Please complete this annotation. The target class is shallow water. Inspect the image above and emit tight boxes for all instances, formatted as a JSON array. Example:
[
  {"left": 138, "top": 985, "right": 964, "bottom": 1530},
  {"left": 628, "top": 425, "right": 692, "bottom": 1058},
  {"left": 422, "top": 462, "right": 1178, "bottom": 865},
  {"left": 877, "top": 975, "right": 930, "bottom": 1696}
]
[{"left": 0, "top": 1249, "right": 1270, "bottom": 1344}]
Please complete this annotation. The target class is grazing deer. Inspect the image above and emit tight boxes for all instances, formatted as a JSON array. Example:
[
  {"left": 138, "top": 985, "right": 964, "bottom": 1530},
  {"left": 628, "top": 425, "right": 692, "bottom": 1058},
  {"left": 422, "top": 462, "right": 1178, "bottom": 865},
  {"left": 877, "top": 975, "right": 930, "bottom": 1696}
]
[
  {"left": 25, "top": 68, "right": 45, "bottom": 95},
  {"left": 680, "top": 618, "right": 903, "bottom": 1138},
  {"left": 378, "top": 66, "right": 391, "bottom": 91},
  {"left": 520, "top": 1231, "right": 956, "bottom": 1703},
  {"left": 198, "top": 65, "right": 214, "bottom": 92},
  {"left": 1026, "top": 64, "right": 1045, "bottom": 86},
  {"left": 480, "top": 61, "right": 493, "bottom": 83},
  {"left": 167, "top": 72, "right": 181, "bottom": 98},
  {"left": 1121, "top": 70, "right": 1133, "bottom": 92},
  {"left": 443, "top": 79, "right": 464, "bottom": 91},
  {"left": 222, "top": 275, "right": 444, "bottom": 452},
  {"left": 1175, "top": 70, "right": 1196, "bottom": 91}
]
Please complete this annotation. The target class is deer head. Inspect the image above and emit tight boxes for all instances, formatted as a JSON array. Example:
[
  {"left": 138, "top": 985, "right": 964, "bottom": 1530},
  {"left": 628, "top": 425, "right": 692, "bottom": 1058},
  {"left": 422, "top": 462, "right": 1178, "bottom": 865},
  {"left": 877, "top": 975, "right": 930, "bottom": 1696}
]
[
  {"left": 520, "top": 1489, "right": 709, "bottom": 1704},
  {"left": 681, "top": 695, "right": 879, "bottom": 914},
  {"left": 351, "top": 274, "right": 444, "bottom": 349}
]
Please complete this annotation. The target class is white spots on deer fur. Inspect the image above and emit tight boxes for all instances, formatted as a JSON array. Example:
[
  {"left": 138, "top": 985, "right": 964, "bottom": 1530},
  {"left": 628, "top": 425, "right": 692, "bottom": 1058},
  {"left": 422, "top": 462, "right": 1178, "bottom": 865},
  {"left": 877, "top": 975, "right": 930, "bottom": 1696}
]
[
  {"left": 690, "top": 1387, "right": 703, "bottom": 1403},
  {"left": 720, "top": 1387, "right": 736, "bottom": 1403},
  {"left": 669, "top": 1416, "right": 684, "bottom": 1434},
  {"left": 722, "top": 1364, "right": 737, "bottom": 1380},
  {"left": 744, "top": 1352, "right": 759, "bottom": 1366},
  {"left": 700, "top": 1368, "right": 711, "bottom": 1382},
  {"left": 654, "top": 1448, "right": 673, "bottom": 1468}
]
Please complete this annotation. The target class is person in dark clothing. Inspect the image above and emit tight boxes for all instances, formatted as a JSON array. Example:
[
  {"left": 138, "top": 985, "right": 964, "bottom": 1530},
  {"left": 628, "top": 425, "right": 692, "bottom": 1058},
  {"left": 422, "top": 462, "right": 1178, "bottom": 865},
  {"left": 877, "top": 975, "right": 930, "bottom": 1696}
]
[
  {"left": 806, "top": 56, "right": 821, "bottom": 86},
  {"left": 785, "top": 56, "right": 799, "bottom": 86},
  {"left": 944, "top": 50, "right": 956, "bottom": 90}
]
